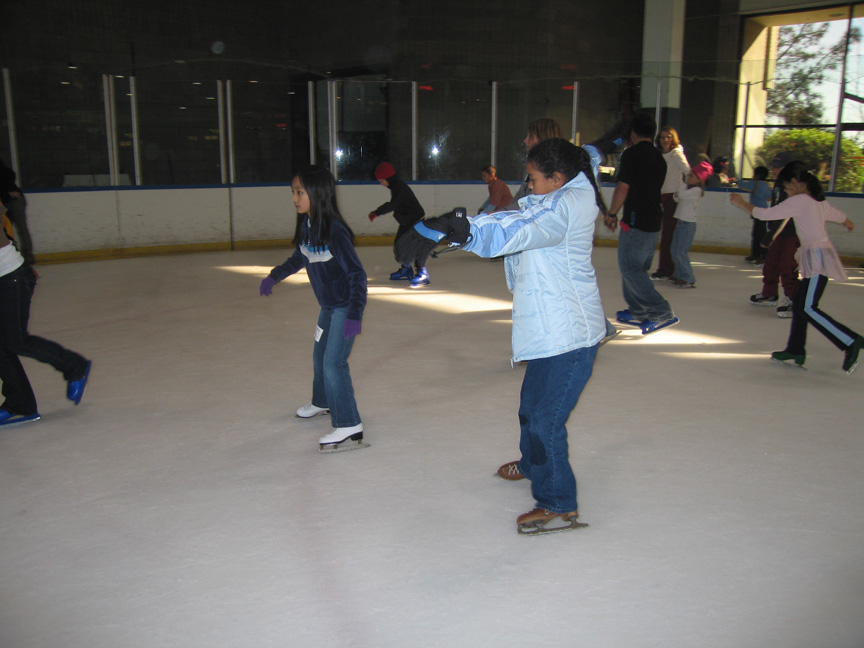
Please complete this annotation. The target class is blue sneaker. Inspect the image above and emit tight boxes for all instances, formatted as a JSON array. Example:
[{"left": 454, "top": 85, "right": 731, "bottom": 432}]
[
  {"left": 67, "top": 361, "right": 92, "bottom": 406},
  {"left": 409, "top": 267, "right": 430, "bottom": 288},
  {"left": 640, "top": 317, "right": 679, "bottom": 335},
  {"left": 389, "top": 265, "right": 414, "bottom": 281},
  {"left": 0, "top": 409, "right": 41, "bottom": 426},
  {"left": 616, "top": 309, "right": 642, "bottom": 325}
]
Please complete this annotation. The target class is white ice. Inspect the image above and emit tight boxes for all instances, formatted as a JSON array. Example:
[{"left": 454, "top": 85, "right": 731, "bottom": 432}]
[{"left": 1, "top": 246, "right": 862, "bottom": 648}]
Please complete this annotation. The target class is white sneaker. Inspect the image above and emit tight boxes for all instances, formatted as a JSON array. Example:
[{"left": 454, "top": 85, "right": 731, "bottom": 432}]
[
  {"left": 319, "top": 424, "right": 363, "bottom": 445},
  {"left": 296, "top": 403, "right": 329, "bottom": 418},
  {"left": 776, "top": 296, "right": 793, "bottom": 319}
]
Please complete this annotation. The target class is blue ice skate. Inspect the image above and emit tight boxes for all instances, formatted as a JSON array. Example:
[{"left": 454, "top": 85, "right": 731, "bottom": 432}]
[
  {"left": 0, "top": 409, "right": 41, "bottom": 426},
  {"left": 409, "top": 267, "right": 430, "bottom": 288},
  {"left": 615, "top": 309, "right": 642, "bottom": 326},
  {"left": 640, "top": 317, "right": 679, "bottom": 335},
  {"left": 389, "top": 265, "right": 414, "bottom": 281}
]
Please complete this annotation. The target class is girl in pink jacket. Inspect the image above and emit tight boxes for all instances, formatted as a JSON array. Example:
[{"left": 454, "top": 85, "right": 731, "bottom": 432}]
[{"left": 731, "top": 160, "right": 862, "bottom": 374}]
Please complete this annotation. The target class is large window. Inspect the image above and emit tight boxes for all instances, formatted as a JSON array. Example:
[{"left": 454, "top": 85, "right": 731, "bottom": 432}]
[
  {"left": 4, "top": 5, "right": 862, "bottom": 193},
  {"left": 737, "top": 5, "right": 864, "bottom": 192}
]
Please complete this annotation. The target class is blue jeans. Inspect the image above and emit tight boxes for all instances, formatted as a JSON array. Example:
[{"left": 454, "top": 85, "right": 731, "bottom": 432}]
[
  {"left": 670, "top": 220, "right": 696, "bottom": 284},
  {"left": 516, "top": 345, "right": 598, "bottom": 513},
  {"left": 0, "top": 264, "right": 88, "bottom": 415},
  {"left": 617, "top": 227, "right": 674, "bottom": 321},
  {"left": 311, "top": 307, "right": 361, "bottom": 428}
]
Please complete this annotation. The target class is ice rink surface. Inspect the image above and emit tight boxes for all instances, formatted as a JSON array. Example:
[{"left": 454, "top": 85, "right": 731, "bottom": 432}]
[{"left": 1, "top": 245, "right": 862, "bottom": 648}]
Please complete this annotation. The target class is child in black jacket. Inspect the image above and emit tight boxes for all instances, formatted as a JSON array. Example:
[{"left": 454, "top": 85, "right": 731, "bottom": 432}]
[{"left": 368, "top": 162, "right": 430, "bottom": 287}]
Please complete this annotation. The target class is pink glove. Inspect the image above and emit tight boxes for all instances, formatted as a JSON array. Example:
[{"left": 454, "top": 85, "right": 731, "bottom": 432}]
[
  {"left": 368, "top": 212, "right": 378, "bottom": 222},
  {"left": 343, "top": 319, "right": 362, "bottom": 339}
]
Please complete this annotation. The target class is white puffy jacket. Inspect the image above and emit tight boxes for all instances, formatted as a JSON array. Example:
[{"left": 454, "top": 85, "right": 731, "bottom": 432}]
[{"left": 462, "top": 172, "right": 606, "bottom": 362}]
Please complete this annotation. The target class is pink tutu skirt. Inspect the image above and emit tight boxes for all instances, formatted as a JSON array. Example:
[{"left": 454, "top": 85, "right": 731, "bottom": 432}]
[{"left": 796, "top": 239, "right": 848, "bottom": 281}]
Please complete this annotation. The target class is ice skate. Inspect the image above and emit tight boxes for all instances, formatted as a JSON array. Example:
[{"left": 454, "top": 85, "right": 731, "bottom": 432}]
[
  {"left": 600, "top": 320, "right": 620, "bottom": 346},
  {"left": 409, "top": 267, "right": 430, "bottom": 288},
  {"left": 494, "top": 460, "right": 525, "bottom": 480},
  {"left": 749, "top": 293, "right": 778, "bottom": 307},
  {"left": 615, "top": 309, "right": 642, "bottom": 326},
  {"left": 842, "top": 336, "right": 864, "bottom": 375},
  {"left": 640, "top": 316, "right": 679, "bottom": 335},
  {"left": 771, "top": 350, "right": 806, "bottom": 369},
  {"left": 0, "top": 410, "right": 41, "bottom": 427},
  {"left": 389, "top": 265, "right": 414, "bottom": 281},
  {"left": 296, "top": 403, "right": 329, "bottom": 418},
  {"left": 67, "top": 360, "right": 92, "bottom": 406},
  {"left": 319, "top": 424, "right": 369, "bottom": 453},
  {"left": 516, "top": 507, "right": 588, "bottom": 536}
]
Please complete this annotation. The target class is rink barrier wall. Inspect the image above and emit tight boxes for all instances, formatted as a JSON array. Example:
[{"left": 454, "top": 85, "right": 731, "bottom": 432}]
[{"left": 23, "top": 183, "right": 864, "bottom": 265}]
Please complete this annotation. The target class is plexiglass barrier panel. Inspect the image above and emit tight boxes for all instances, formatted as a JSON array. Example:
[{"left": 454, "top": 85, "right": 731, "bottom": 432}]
[
  {"left": 11, "top": 67, "right": 108, "bottom": 188},
  {"left": 1, "top": 50, "right": 862, "bottom": 192}
]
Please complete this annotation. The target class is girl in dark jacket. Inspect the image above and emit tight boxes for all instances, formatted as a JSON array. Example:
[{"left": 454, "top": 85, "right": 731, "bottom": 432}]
[{"left": 260, "top": 165, "right": 368, "bottom": 452}]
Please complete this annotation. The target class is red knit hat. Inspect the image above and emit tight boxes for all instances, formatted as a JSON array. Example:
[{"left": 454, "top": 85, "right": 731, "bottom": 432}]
[
  {"left": 692, "top": 161, "right": 713, "bottom": 184},
  {"left": 374, "top": 162, "right": 396, "bottom": 180}
]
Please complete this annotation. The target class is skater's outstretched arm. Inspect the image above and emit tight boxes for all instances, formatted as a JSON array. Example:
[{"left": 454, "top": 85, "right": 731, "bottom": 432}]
[{"left": 394, "top": 208, "right": 471, "bottom": 266}]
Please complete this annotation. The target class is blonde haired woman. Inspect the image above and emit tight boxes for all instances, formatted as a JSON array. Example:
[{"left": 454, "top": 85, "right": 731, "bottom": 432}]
[{"left": 652, "top": 126, "right": 690, "bottom": 281}]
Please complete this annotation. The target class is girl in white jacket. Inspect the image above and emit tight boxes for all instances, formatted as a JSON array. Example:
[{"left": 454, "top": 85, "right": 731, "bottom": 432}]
[
  {"left": 396, "top": 138, "right": 606, "bottom": 534},
  {"left": 669, "top": 161, "right": 713, "bottom": 288},
  {"left": 652, "top": 126, "right": 691, "bottom": 280}
]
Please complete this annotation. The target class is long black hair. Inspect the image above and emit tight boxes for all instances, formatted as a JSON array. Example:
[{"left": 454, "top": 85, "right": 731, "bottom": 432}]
[
  {"left": 291, "top": 165, "right": 355, "bottom": 246},
  {"left": 776, "top": 160, "right": 825, "bottom": 202},
  {"left": 526, "top": 137, "right": 606, "bottom": 215}
]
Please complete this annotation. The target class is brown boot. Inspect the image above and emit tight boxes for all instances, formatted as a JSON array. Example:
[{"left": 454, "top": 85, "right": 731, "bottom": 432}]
[
  {"left": 517, "top": 507, "right": 586, "bottom": 535},
  {"left": 496, "top": 461, "right": 525, "bottom": 480}
]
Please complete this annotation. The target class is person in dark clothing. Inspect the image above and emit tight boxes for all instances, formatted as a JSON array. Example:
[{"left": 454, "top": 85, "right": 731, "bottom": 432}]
[
  {"left": 0, "top": 159, "right": 35, "bottom": 265},
  {"left": 605, "top": 112, "right": 678, "bottom": 335},
  {"left": 738, "top": 165, "right": 772, "bottom": 265},
  {"left": 1, "top": 201, "right": 91, "bottom": 426},
  {"left": 368, "top": 162, "right": 429, "bottom": 287},
  {"left": 747, "top": 153, "right": 799, "bottom": 318}
]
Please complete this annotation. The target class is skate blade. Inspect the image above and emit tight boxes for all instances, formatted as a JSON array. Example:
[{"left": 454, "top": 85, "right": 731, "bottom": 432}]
[
  {"left": 771, "top": 358, "right": 806, "bottom": 370},
  {"left": 518, "top": 518, "right": 589, "bottom": 536},
  {"left": 640, "top": 317, "right": 679, "bottom": 335},
  {"left": 615, "top": 318, "right": 642, "bottom": 328},
  {"left": 0, "top": 413, "right": 41, "bottom": 427},
  {"left": 296, "top": 410, "right": 330, "bottom": 419},
  {"left": 319, "top": 441, "right": 370, "bottom": 454},
  {"left": 599, "top": 329, "right": 621, "bottom": 346}
]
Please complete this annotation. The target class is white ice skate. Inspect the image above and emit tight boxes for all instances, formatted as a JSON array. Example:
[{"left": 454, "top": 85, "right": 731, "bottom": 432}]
[
  {"left": 319, "top": 424, "right": 369, "bottom": 453},
  {"left": 296, "top": 403, "right": 329, "bottom": 418}
]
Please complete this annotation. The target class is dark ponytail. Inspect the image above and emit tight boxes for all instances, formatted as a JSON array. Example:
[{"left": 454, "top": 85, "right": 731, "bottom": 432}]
[
  {"left": 526, "top": 137, "right": 605, "bottom": 214},
  {"left": 776, "top": 160, "right": 826, "bottom": 202}
]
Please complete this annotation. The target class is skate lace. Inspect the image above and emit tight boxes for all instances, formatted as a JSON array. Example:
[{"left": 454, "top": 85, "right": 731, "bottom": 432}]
[{"left": 503, "top": 463, "right": 521, "bottom": 476}]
